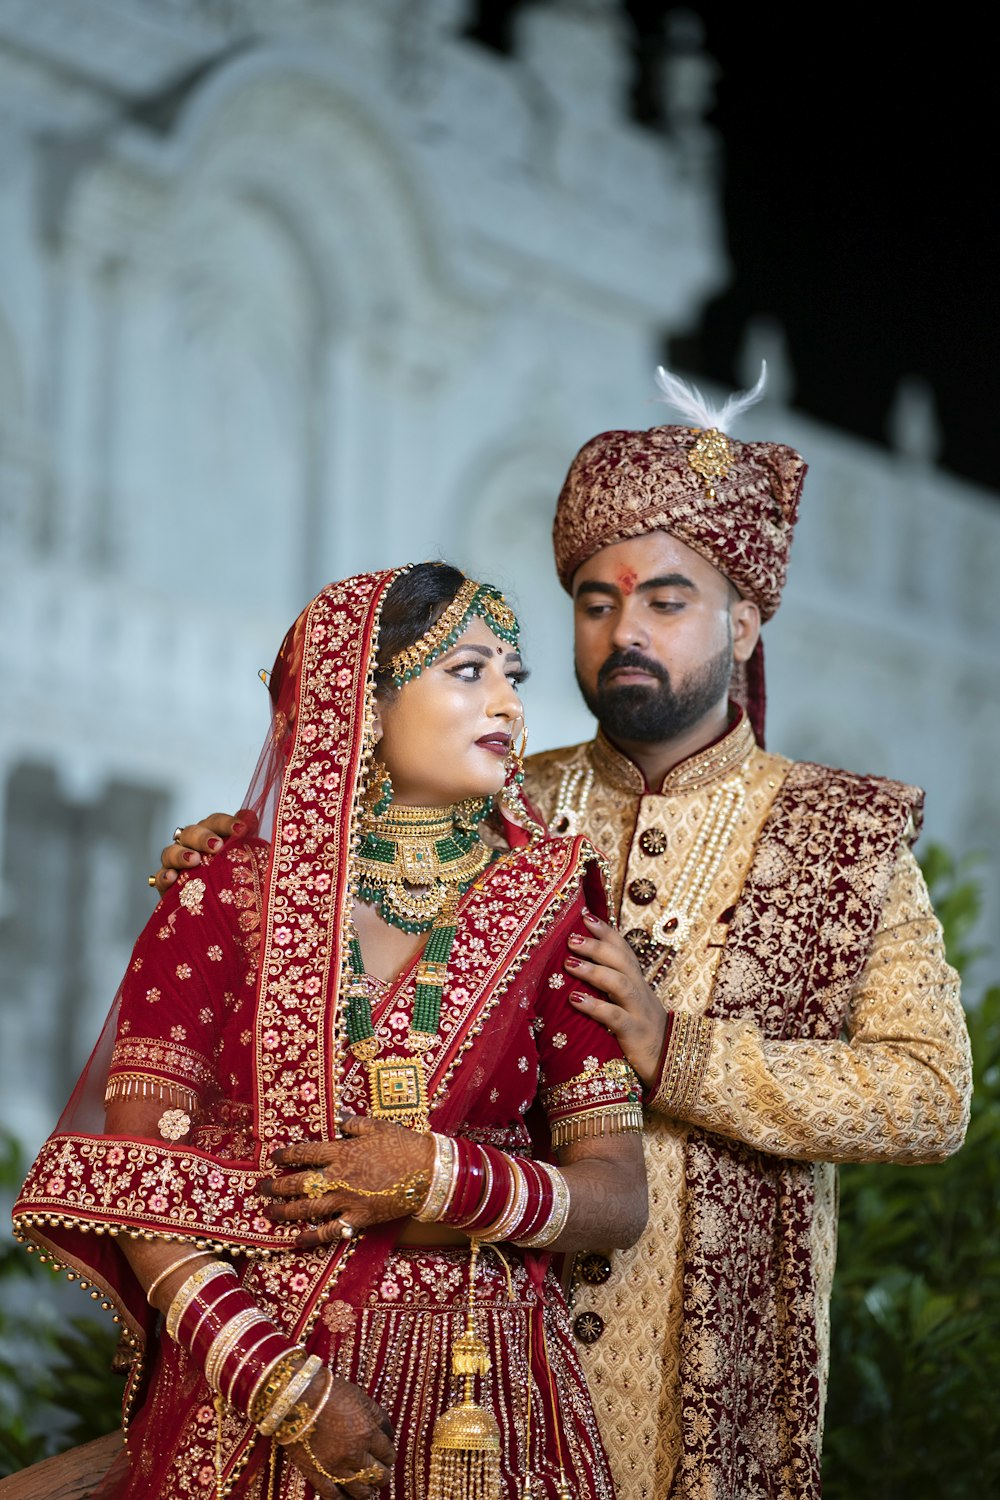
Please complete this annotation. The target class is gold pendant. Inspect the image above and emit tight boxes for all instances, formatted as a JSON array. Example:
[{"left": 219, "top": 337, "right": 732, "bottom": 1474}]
[{"left": 366, "top": 1052, "right": 430, "bottom": 1131}]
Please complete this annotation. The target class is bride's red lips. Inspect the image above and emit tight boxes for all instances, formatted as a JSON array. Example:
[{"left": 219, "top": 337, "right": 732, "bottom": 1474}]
[{"left": 476, "top": 734, "right": 511, "bottom": 756}]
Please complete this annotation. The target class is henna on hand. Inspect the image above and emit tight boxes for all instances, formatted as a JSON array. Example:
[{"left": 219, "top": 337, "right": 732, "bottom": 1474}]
[
  {"left": 566, "top": 912, "right": 667, "bottom": 1085},
  {"left": 259, "top": 1116, "right": 435, "bottom": 1241},
  {"left": 287, "top": 1376, "right": 394, "bottom": 1497}
]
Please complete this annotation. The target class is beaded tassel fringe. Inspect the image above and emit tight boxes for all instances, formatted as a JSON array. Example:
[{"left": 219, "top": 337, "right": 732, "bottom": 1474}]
[{"left": 429, "top": 1243, "right": 501, "bottom": 1500}]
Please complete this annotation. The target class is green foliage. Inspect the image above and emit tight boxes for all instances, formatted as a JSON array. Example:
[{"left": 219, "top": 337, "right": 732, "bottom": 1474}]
[
  {"left": 823, "top": 845, "right": 1000, "bottom": 1498},
  {"left": 0, "top": 1131, "right": 123, "bottom": 1477}
]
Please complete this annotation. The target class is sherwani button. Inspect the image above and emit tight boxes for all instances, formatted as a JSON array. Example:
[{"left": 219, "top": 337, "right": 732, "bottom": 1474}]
[
  {"left": 578, "top": 1252, "right": 612, "bottom": 1285},
  {"left": 628, "top": 879, "right": 657, "bottom": 906},
  {"left": 624, "top": 928, "right": 653, "bottom": 958},
  {"left": 639, "top": 828, "right": 668, "bottom": 856},
  {"left": 573, "top": 1311, "right": 605, "bottom": 1344}
]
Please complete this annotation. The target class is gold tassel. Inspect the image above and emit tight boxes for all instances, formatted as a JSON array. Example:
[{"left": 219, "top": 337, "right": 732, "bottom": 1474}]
[{"left": 429, "top": 1241, "right": 501, "bottom": 1500}]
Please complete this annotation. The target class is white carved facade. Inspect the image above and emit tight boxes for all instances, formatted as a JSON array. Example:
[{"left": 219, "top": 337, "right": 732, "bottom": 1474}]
[{"left": 1, "top": 0, "right": 996, "bottom": 1153}]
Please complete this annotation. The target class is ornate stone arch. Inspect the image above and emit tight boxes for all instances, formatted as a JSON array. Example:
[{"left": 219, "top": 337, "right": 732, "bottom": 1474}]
[{"left": 46, "top": 49, "right": 474, "bottom": 607}]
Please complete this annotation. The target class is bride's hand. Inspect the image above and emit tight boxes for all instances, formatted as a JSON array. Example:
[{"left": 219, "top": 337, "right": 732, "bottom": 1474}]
[
  {"left": 286, "top": 1371, "right": 395, "bottom": 1498},
  {"left": 259, "top": 1115, "right": 436, "bottom": 1249}
]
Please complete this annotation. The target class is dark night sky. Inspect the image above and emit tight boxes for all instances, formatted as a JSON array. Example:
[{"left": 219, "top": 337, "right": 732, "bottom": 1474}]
[
  {"left": 476, "top": 3, "right": 996, "bottom": 492},
  {"left": 672, "top": 5, "right": 994, "bottom": 492}
]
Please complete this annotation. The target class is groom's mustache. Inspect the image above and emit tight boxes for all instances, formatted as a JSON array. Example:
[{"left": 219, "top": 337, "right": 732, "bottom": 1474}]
[{"left": 597, "top": 649, "right": 671, "bottom": 690}]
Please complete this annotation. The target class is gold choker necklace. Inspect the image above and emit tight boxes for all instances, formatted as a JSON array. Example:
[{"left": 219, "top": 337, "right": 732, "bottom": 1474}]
[{"left": 356, "top": 804, "right": 493, "bottom": 934}]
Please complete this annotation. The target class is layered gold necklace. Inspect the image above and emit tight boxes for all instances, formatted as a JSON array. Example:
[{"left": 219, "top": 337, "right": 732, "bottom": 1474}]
[{"left": 355, "top": 803, "right": 493, "bottom": 934}]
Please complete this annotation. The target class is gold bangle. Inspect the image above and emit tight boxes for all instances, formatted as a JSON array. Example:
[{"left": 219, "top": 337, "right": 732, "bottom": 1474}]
[
  {"left": 146, "top": 1248, "right": 209, "bottom": 1305},
  {"left": 248, "top": 1349, "right": 302, "bottom": 1427},
  {"left": 257, "top": 1354, "right": 323, "bottom": 1438},
  {"left": 278, "top": 1365, "right": 332, "bottom": 1447},
  {"left": 165, "top": 1262, "right": 236, "bottom": 1343},
  {"left": 413, "top": 1134, "right": 455, "bottom": 1222}
]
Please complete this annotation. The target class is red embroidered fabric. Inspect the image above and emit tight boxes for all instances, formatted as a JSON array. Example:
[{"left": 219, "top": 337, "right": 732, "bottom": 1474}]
[
  {"left": 671, "top": 763, "right": 923, "bottom": 1500},
  {"left": 14, "top": 568, "right": 637, "bottom": 1499}
]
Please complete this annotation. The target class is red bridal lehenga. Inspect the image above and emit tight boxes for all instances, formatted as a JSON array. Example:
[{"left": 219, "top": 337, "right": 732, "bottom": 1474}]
[{"left": 14, "top": 569, "right": 642, "bottom": 1499}]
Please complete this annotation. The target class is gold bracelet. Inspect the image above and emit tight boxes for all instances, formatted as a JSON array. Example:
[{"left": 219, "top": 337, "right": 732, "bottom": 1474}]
[
  {"left": 514, "top": 1161, "right": 572, "bottom": 1249},
  {"left": 146, "top": 1248, "right": 209, "bottom": 1305},
  {"left": 248, "top": 1349, "right": 302, "bottom": 1427},
  {"left": 300, "top": 1436, "right": 385, "bottom": 1490},
  {"left": 257, "top": 1354, "right": 323, "bottom": 1438},
  {"left": 278, "top": 1365, "right": 332, "bottom": 1447},
  {"left": 165, "top": 1262, "right": 236, "bottom": 1343},
  {"left": 301, "top": 1169, "right": 431, "bottom": 1215},
  {"left": 413, "top": 1134, "right": 456, "bottom": 1222}
]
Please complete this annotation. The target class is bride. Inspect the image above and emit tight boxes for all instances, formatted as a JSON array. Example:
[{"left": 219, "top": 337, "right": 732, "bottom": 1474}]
[{"left": 14, "top": 562, "right": 647, "bottom": 1500}]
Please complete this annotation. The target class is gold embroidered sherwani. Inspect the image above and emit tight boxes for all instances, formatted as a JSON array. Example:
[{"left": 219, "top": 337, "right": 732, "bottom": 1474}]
[{"left": 524, "top": 716, "right": 971, "bottom": 1500}]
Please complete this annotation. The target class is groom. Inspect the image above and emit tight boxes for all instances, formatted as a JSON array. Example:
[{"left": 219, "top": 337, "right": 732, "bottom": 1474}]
[{"left": 160, "top": 374, "right": 971, "bottom": 1499}]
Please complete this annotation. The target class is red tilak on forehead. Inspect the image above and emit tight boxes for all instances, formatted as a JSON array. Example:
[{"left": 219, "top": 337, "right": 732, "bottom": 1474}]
[{"left": 617, "top": 567, "right": 638, "bottom": 595}]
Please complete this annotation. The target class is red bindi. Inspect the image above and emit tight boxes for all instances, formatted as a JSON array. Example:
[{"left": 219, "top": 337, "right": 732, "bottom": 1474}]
[{"left": 617, "top": 567, "right": 638, "bottom": 596}]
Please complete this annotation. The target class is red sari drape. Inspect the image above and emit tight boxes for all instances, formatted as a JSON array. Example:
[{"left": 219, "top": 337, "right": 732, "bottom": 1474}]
[{"left": 15, "top": 570, "right": 640, "bottom": 1499}]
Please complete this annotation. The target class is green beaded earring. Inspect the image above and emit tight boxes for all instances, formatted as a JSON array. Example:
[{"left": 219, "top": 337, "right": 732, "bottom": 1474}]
[
  {"left": 366, "top": 765, "right": 394, "bottom": 818},
  {"left": 453, "top": 795, "right": 494, "bottom": 834}
]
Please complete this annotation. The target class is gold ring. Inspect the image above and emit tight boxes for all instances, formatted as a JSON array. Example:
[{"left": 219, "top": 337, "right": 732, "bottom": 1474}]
[
  {"left": 147, "top": 875, "right": 157, "bottom": 888},
  {"left": 301, "top": 1172, "right": 329, "bottom": 1200}
]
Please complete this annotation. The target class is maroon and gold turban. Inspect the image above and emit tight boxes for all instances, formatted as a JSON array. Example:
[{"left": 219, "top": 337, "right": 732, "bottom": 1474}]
[
  {"left": 551, "top": 374, "right": 808, "bottom": 742},
  {"left": 552, "top": 423, "right": 806, "bottom": 618}
]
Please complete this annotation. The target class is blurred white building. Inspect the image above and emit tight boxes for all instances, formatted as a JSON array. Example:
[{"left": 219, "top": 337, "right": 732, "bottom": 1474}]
[{"left": 1, "top": 0, "right": 997, "bottom": 1152}]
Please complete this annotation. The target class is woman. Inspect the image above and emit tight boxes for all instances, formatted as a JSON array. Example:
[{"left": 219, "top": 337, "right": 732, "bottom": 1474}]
[{"left": 14, "top": 564, "right": 647, "bottom": 1500}]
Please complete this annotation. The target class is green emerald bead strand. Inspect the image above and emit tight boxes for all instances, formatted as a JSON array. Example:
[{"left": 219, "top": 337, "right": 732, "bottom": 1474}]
[{"left": 412, "top": 920, "right": 459, "bottom": 1034}]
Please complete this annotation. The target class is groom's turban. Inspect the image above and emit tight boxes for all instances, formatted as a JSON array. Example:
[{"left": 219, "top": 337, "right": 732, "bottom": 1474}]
[{"left": 552, "top": 422, "right": 807, "bottom": 621}]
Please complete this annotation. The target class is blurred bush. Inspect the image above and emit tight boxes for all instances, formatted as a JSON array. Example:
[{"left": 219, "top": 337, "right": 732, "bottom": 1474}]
[
  {"left": 0, "top": 1131, "right": 122, "bottom": 1474},
  {"left": 824, "top": 846, "right": 1000, "bottom": 1496}
]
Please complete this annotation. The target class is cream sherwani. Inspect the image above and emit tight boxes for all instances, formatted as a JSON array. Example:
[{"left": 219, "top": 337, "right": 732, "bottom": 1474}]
[{"left": 524, "top": 716, "right": 971, "bottom": 1500}]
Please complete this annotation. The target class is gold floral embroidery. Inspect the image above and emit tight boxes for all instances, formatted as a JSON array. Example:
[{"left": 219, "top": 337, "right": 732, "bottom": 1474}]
[
  {"left": 108, "top": 1035, "right": 213, "bottom": 1095},
  {"left": 321, "top": 1300, "right": 355, "bottom": 1333},
  {"left": 158, "top": 1110, "right": 191, "bottom": 1141},
  {"left": 542, "top": 1058, "right": 642, "bottom": 1149},
  {"left": 178, "top": 878, "right": 206, "bottom": 916}
]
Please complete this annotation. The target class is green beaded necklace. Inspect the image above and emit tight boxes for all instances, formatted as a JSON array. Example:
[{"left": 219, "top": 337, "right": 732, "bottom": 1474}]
[
  {"left": 345, "top": 896, "right": 462, "bottom": 1131},
  {"left": 355, "top": 802, "right": 494, "bottom": 935}
]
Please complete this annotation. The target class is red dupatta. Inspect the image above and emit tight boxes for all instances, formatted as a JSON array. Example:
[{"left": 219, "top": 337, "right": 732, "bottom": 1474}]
[{"left": 13, "top": 568, "right": 617, "bottom": 1494}]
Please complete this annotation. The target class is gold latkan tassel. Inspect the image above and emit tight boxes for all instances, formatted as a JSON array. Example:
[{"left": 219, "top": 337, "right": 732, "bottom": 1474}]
[{"left": 429, "top": 1240, "right": 501, "bottom": 1500}]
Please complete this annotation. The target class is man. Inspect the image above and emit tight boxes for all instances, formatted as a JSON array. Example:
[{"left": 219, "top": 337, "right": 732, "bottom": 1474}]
[{"left": 161, "top": 375, "right": 971, "bottom": 1499}]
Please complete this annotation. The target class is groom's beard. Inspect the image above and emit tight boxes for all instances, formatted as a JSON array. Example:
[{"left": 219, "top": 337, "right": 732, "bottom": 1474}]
[{"left": 575, "top": 642, "right": 733, "bottom": 744}]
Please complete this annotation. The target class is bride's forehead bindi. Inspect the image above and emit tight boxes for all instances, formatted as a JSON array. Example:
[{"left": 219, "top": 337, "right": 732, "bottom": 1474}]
[{"left": 617, "top": 567, "right": 638, "bottom": 595}]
